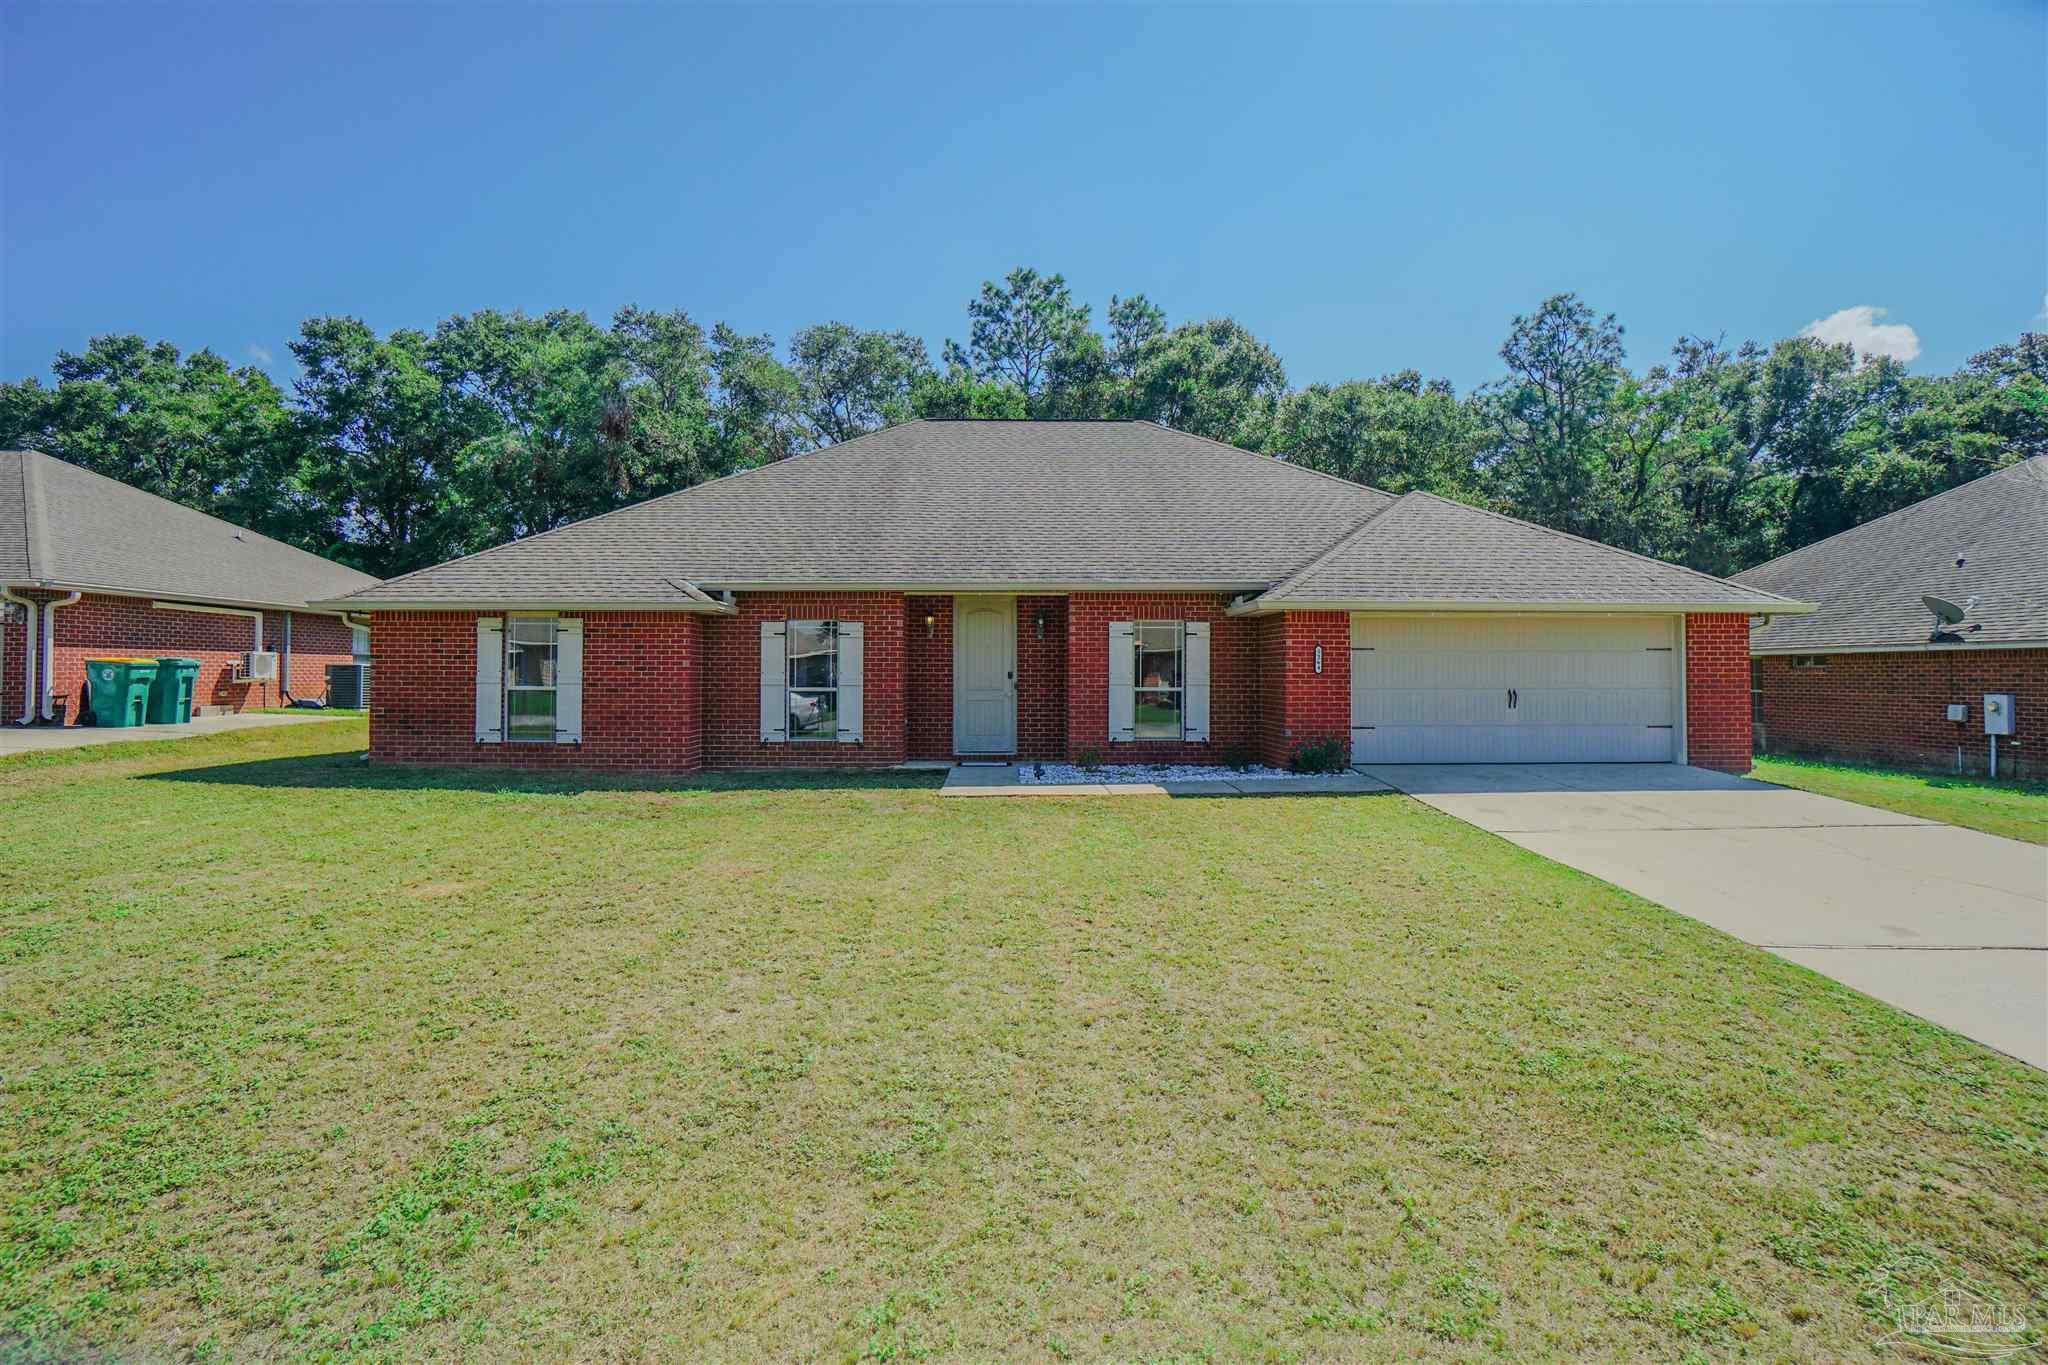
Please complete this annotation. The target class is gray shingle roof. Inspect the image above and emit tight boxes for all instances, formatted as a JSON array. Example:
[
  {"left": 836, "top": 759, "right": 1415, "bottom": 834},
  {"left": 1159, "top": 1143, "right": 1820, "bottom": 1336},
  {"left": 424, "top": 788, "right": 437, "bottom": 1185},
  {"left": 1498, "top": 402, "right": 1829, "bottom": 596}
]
[
  {"left": 1733, "top": 456, "right": 2048, "bottom": 651},
  {"left": 1254, "top": 491, "right": 1807, "bottom": 612},
  {"left": 1, "top": 450, "right": 379, "bottom": 610},
  {"left": 327, "top": 421, "right": 1398, "bottom": 605},
  {"left": 321, "top": 420, "right": 1799, "bottom": 613}
]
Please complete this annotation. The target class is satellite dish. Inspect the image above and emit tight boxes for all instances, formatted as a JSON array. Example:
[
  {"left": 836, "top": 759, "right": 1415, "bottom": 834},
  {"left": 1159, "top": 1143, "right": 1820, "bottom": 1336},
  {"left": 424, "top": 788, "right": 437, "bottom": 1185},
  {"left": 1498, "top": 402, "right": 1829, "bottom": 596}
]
[{"left": 1923, "top": 594, "right": 1966, "bottom": 625}]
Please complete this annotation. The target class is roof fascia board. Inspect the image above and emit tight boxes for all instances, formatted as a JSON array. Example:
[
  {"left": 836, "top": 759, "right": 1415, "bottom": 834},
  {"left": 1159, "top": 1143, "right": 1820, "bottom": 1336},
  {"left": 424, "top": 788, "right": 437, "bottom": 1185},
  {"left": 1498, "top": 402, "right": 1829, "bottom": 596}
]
[
  {"left": 1752, "top": 638, "right": 2048, "bottom": 656},
  {"left": 12, "top": 579, "right": 360, "bottom": 616},
  {"left": 313, "top": 597, "right": 739, "bottom": 613},
  {"left": 1231, "top": 598, "right": 1816, "bottom": 617}
]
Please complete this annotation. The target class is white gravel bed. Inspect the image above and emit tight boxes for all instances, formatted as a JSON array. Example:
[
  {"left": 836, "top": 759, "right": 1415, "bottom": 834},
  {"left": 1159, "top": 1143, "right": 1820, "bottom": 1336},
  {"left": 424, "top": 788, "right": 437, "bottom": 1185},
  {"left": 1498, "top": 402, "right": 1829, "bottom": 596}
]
[{"left": 1019, "top": 762, "right": 1299, "bottom": 785}]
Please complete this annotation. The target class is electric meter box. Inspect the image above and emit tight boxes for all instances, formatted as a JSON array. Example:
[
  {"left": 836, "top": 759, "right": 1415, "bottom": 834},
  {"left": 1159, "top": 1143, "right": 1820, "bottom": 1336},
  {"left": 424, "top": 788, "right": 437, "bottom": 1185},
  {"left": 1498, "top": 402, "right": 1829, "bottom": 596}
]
[{"left": 1982, "top": 693, "right": 2015, "bottom": 736}]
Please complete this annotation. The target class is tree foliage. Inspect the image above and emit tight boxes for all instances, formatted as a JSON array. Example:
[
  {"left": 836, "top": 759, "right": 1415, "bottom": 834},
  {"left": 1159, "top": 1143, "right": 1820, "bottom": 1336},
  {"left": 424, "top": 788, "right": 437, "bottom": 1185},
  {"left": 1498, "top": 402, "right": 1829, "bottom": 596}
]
[{"left": 1, "top": 272, "right": 2037, "bottom": 582}]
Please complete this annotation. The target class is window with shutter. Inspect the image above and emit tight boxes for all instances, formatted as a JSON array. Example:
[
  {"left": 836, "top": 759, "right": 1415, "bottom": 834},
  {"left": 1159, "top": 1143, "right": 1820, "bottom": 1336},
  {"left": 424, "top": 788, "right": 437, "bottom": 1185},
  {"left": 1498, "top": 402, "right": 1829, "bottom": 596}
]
[{"left": 760, "top": 620, "right": 788, "bottom": 742}]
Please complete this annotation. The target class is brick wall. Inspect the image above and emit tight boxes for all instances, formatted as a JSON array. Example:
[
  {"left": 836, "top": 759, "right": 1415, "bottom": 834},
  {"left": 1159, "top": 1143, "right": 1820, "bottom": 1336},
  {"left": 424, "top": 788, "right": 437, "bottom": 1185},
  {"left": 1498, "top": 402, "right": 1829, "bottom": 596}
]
[
  {"left": 370, "top": 609, "right": 705, "bottom": 770},
  {"left": 1756, "top": 646, "right": 2045, "bottom": 780},
  {"left": 1, "top": 590, "right": 355, "bottom": 724},
  {"left": 1684, "top": 612, "right": 1751, "bottom": 773},
  {"left": 700, "top": 592, "right": 907, "bottom": 768},
  {"left": 1015, "top": 595, "right": 1068, "bottom": 760},
  {"left": 1254, "top": 610, "right": 1351, "bottom": 769},
  {"left": 1064, "top": 592, "right": 1256, "bottom": 764},
  {"left": 904, "top": 595, "right": 953, "bottom": 760}
]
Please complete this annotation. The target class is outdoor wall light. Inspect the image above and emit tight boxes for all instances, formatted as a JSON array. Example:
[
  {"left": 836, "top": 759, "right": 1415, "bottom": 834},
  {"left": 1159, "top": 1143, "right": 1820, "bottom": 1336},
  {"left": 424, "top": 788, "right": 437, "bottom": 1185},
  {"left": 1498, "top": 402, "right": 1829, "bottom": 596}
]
[
  {"left": 1034, "top": 613, "right": 1046, "bottom": 640},
  {"left": 924, "top": 613, "right": 935, "bottom": 639},
  {"left": 1313, "top": 643, "right": 1324, "bottom": 674}
]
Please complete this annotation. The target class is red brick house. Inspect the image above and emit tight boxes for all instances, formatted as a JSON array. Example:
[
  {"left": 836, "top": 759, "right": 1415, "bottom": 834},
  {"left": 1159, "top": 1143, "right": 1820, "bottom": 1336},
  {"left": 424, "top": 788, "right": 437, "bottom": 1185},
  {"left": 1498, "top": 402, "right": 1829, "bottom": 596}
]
[
  {"left": 319, "top": 421, "right": 1807, "bottom": 775},
  {"left": 1734, "top": 456, "right": 2045, "bottom": 779},
  {"left": 2, "top": 450, "right": 378, "bottom": 726}
]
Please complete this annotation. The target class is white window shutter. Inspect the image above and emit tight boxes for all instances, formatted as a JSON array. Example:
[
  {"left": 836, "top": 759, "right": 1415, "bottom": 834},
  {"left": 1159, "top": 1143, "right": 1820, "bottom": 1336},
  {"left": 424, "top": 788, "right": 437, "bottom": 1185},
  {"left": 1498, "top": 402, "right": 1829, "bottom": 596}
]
[
  {"left": 836, "top": 621, "right": 864, "bottom": 743},
  {"left": 1108, "top": 620, "right": 1136, "bottom": 742},
  {"left": 759, "top": 620, "right": 788, "bottom": 742},
  {"left": 1183, "top": 620, "right": 1210, "bottom": 743},
  {"left": 475, "top": 617, "right": 504, "bottom": 743},
  {"left": 554, "top": 618, "right": 583, "bottom": 743}
]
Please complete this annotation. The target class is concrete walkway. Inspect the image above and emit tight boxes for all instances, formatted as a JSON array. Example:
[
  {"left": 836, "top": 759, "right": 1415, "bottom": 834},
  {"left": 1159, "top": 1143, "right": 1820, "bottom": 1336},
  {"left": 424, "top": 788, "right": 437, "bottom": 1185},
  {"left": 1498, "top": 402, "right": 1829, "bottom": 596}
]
[
  {"left": 0, "top": 711, "right": 347, "bottom": 756},
  {"left": 1357, "top": 762, "right": 2048, "bottom": 1070},
  {"left": 940, "top": 764, "right": 1391, "bottom": 798}
]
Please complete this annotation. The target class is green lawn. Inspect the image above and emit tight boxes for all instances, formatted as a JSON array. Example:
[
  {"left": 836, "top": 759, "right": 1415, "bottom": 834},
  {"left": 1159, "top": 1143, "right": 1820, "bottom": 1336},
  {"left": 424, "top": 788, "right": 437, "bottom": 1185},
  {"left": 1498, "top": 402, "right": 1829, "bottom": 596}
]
[
  {"left": 2, "top": 722, "right": 2043, "bottom": 1362},
  {"left": 1753, "top": 753, "right": 2048, "bottom": 845}
]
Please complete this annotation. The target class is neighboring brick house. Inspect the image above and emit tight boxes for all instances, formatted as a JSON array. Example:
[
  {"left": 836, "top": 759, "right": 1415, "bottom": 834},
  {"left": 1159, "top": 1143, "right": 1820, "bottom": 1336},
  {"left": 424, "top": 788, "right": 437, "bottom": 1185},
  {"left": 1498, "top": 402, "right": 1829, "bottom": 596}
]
[
  {"left": 1734, "top": 456, "right": 2046, "bottom": 780},
  {"left": 2, "top": 450, "right": 378, "bottom": 726},
  {"left": 320, "top": 421, "right": 1807, "bottom": 775}
]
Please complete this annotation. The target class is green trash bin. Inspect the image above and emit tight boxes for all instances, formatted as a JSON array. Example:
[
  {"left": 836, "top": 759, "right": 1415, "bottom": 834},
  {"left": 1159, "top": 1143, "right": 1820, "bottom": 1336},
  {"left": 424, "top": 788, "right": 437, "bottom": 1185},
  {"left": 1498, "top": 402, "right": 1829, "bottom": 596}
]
[
  {"left": 149, "top": 656, "right": 201, "bottom": 724},
  {"left": 85, "top": 657, "right": 159, "bottom": 728}
]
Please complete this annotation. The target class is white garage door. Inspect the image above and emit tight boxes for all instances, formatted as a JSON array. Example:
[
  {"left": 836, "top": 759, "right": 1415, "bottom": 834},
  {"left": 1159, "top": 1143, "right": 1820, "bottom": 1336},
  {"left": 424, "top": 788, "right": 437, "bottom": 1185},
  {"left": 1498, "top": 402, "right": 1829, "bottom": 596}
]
[{"left": 1350, "top": 614, "right": 1679, "bottom": 763}]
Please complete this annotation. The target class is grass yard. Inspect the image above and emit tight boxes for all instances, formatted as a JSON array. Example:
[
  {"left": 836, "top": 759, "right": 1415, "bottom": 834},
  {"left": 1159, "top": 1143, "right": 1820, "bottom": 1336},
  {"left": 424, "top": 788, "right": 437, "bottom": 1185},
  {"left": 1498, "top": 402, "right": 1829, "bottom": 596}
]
[
  {"left": 2, "top": 721, "right": 2044, "bottom": 1362},
  {"left": 1752, "top": 753, "right": 2048, "bottom": 845}
]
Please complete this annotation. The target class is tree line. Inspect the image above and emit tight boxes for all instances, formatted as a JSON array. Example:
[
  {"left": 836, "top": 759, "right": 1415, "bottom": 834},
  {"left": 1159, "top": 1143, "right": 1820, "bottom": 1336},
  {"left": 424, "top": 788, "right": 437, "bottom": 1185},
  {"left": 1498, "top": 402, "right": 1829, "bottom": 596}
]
[{"left": 2, "top": 268, "right": 2040, "bottom": 581}]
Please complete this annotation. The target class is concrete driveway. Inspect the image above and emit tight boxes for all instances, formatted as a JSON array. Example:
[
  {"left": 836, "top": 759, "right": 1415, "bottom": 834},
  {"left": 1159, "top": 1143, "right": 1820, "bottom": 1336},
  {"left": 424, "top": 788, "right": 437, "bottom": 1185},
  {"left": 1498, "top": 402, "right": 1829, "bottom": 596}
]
[{"left": 1357, "top": 762, "right": 2048, "bottom": 1070}]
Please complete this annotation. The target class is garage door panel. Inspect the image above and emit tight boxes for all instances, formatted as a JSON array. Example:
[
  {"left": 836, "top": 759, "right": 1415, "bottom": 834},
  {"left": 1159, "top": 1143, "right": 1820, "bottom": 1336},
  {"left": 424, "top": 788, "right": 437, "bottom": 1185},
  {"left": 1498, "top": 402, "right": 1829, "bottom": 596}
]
[{"left": 1349, "top": 614, "right": 1679, "bottom": 764}]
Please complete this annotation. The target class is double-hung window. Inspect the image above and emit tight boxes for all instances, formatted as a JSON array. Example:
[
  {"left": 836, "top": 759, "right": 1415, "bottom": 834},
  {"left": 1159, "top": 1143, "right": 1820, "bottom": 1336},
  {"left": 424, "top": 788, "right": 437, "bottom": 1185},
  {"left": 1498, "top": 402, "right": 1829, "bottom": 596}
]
[
  {"left": 504, "top": 617, "right": 559, "bottom": 741},
  {"left": 1133, "top": 622, "right": 1184, "bottom": 739},
  {"left": 786, "top": 620, "right": 839, "bottom": 741}
]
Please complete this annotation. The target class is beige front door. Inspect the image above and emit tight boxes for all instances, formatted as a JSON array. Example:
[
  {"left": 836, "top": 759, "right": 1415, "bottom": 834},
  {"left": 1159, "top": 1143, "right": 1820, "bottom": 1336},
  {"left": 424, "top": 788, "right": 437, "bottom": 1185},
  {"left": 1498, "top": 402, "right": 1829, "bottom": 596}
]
[{"left": 953, "top": 595, "right": 1016, "bottom": 754}]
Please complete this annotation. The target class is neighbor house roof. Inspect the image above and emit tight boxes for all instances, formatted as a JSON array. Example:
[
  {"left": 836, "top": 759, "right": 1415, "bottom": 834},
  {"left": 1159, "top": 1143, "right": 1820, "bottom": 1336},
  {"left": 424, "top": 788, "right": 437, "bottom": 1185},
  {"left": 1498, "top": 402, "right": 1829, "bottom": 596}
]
[
  {"left": 1249, "top": 491, "right": 1806, "bottom": 613},
  {"left": 318, "top": 419, "right": 1804, "bottom": 615},
  {"left": 1, "top": 450, "right": 379, "bottom": 612},
  {"left": 1733, "top": 456, "right": 2048, "bottom": 653}
]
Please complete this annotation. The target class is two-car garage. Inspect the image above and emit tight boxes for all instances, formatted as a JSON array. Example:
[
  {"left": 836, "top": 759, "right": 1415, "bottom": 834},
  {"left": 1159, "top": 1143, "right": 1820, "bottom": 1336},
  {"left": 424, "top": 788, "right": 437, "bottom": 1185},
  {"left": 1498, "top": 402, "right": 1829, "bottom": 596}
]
[{"left": 1348, "top": 614, "right": 1682, "bottom": 764}]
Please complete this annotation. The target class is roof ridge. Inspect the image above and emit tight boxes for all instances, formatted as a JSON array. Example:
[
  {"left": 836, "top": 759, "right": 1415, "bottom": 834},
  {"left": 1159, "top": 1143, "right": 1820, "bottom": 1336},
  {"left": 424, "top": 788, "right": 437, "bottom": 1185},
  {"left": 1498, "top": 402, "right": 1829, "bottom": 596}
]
[
  {"left": 21, "top": 450, "right": 53, "bottom": 578},
  {"left": 349, "top": 420, "right": 930, "bottom": 598},
  {"left": 1405, "top": 491, "right": 1809, "bottom": 606},
  {"left": 1259, "top": 489, "right": 1417, "bottom": 599},
  {"left": 1734, "top": 456, "right": 2044, "bottom": 579}
]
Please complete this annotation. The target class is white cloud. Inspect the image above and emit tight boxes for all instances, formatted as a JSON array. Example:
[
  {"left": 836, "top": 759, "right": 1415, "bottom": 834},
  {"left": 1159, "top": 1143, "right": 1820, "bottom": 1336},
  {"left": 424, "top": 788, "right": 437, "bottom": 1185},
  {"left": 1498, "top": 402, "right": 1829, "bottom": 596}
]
[
  {"left": 246, "top": 343, "right": 274, "bottom": 366},
  {"left": 1799, "top": 306, "right": 1921, "bottom": 363}
]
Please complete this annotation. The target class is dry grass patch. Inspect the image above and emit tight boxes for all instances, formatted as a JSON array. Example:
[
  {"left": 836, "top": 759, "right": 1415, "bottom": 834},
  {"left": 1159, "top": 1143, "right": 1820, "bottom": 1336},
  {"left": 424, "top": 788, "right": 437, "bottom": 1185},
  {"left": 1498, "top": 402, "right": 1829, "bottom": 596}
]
[{"left": 1, "top": 721, "right": 2042, "bottom": 1361}]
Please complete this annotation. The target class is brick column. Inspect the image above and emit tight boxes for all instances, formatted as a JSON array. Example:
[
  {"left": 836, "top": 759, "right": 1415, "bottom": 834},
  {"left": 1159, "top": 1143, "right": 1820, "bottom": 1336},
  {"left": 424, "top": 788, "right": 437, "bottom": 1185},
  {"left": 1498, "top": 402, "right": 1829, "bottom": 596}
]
[
  {"left": 1256, "top": 610, "right": 1350, "bottom": 768},
  {"left": 1685, "top": 612, "right": 1752, "bottom": 773}
]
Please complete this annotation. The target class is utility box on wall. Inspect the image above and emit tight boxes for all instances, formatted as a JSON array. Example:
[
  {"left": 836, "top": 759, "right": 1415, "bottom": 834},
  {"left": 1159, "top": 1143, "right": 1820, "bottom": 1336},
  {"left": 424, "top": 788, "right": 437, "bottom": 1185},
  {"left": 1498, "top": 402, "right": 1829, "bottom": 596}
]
[
  {"left": 1982, "top": 693, "right": 2015, "bottom": 736},
  {"left": 1946, "top": 703, "right": 1968, "bottom": 722}
]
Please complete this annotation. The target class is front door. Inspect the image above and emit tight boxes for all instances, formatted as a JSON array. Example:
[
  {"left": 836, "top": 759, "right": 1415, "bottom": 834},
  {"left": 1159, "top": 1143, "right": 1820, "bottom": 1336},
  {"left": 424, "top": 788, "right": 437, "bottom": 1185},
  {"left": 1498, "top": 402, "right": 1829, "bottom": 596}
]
[{"left": 953, "top": 595, "right": 1016, "bottom": 755}]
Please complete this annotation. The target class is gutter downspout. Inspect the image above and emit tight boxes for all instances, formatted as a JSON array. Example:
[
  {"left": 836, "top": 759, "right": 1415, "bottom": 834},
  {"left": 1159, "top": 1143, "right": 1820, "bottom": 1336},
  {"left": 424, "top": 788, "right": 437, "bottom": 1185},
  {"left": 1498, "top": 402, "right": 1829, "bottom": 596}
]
[
  {"left": 37, "top": 591, "right": 80, "bottom": 722},
  {"left": 281, "top": 612, "right": 294, "bottom": 703},
  {"left": 1, "top": 589, "right": 36, "bottom": 726}
]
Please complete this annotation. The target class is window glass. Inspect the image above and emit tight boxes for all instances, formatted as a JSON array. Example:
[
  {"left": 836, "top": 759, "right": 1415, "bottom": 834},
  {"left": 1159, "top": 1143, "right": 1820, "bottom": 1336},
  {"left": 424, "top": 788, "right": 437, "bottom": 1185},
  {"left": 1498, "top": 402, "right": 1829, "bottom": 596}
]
[
  {"left": 1136, "top": 622, "right": 1181, "bottom": 689},
  {"left": 786, "top": 620, "right": 838, "bottom": 740},
  {"left": 508, "top": 689, "right": 557, "bottom": 740},
  {"left": 1133, "top": 621, "right": 1184, "bottom": 739},
  {"left": 351, "top": 625, "right": 371, "bottom": 657},
  {"left": 505, "top": 617, "right": 558, "bottom": 741}
]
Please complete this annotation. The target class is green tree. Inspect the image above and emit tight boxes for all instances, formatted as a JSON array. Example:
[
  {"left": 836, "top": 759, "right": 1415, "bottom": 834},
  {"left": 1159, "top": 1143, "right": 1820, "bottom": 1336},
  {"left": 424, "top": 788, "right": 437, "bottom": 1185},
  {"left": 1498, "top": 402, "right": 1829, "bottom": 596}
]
[
  {"left": 908, "top": 363, "right": 1029, "bottom": 420},
  {"left": 950, "top": 267, "right": 1095, "bottom": 413},
  {"left": 709, "top": 323, "right": 803, "bottom": 467},
  {"left": 1106, "top": 293, "right": 1167, "bottom": 379},
  {"left": 0, "top": 334, "right": 304, "bottom": 543},
  {"left": 1272, "top": 370, "right": 1480, "bottom": 495},
  {"left": 1476, "top": 294, "right": 1628, "bottom": 537},
  {"left": 290, "top": 317, "right": 470, "bottom": 576},
  {"left": 1126, "top": 318, "right": 1288, "bottom": 447},
  {"left": 788, "top": 323, "right": 931, "bottom": 445}
]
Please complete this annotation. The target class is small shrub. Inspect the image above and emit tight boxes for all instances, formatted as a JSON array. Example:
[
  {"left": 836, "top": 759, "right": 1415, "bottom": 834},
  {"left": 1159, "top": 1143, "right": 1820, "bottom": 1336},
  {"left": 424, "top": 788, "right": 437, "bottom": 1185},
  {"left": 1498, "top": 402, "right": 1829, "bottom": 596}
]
[
  {"left": 1220, "top": 743, "right": 1258, "bottom": 772},
  {"left": 1075, "top": 745, "right": 1105, "bottom": 772},
  {"left": 1288, "top": 735, "right": 1348, "bottom": 774}
]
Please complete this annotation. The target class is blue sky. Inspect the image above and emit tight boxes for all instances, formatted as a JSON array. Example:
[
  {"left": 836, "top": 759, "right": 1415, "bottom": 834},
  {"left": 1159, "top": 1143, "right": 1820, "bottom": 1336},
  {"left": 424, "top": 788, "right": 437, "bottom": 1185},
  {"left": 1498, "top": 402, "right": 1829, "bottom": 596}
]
[{"left": 3, "top": 3, "right": 2041, "bottom": 393}]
